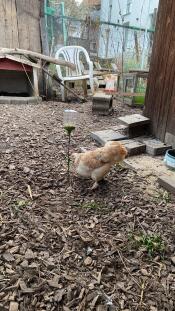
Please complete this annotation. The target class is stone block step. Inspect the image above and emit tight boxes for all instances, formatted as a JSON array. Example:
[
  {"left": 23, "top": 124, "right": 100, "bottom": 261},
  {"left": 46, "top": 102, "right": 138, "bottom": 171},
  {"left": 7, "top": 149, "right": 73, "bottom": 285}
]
[
  {"left": 90, "top": 129, "right": 128, "bottom": 146},
  {"left": 158, "top": 175, "right": 175, "bottom": 195},
  {"left": 139, "top": 137, "right": 172, "bottom": 156},
  {"left": 118, "top": 139, "right": 146, "bottom": 156},
  {"left": 118, "top": 114, "right": 150, "bottom": 128}
]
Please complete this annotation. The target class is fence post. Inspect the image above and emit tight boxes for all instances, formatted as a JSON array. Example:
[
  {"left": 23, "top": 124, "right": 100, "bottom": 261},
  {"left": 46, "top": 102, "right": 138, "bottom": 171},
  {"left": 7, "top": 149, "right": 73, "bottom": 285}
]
[{"left": 60, "top": 2, "right": 67, "bottom": 45}]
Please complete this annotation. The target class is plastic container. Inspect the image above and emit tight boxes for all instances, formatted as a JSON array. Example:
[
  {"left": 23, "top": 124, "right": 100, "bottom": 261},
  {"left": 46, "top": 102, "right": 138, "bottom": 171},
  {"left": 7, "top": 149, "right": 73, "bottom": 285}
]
[
  {"left": 63, "top": 109, "right": 78, "bottom": 134},
  {"left": 164, "top": 149, "right": 175, "bottom": 170}
]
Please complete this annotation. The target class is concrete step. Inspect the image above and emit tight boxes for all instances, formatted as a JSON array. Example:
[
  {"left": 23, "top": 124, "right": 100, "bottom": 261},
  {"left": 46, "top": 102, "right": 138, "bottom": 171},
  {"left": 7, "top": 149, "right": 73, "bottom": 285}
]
[
  {"left": 90, "top": 129, "right": 128, "bottom": 146},
  {"left": 158, "top": 175, "right": 175, "bottom": 195},
  {"left": 118, "top": 139, "right": 146, "bottom": 156},
  {"left": 118, "top": 114, "right": 150, "bottom": 127},
  {"left": 138, "top": 137, "right": 172, "bottom": 156},
  {"left": 118, "top": 114, "right": 150, "bottom": 138}
]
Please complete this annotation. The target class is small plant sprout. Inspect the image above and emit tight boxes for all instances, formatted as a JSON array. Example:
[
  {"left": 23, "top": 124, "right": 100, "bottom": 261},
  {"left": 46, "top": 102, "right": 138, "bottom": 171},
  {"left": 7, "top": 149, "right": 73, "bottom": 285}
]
[
  {"left": 63, "top": 109, "right": 78, "bottom": 183},
  {"left": 81, "top": 201, "right": 104, "bottom": 209},
  {"left": 12, "top": 199, "right": 28, "bottom": 215},
  {"left": 134, "top": 233, "right": 165, "bottom": 257}
]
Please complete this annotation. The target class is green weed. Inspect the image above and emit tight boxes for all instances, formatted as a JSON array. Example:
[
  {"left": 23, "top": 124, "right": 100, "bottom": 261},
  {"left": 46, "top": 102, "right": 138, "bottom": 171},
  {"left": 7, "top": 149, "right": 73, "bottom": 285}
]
[
  {"left": 154, "top": 190, "right": 171, "bottom": 204},
  {"left": 133, "top": 233, "right": 165, "bottom": 257},
  {"left": 12, "top": 199, "right": 29, "bottom": 215},
  {"left": 81, "top": 201, "right": 105, "bottom": 210}
]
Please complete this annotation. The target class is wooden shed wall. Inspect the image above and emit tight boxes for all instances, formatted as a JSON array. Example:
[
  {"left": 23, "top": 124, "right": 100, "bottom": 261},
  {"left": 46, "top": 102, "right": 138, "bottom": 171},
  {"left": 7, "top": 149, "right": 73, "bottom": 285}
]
[
  {"left": 0, "top": 0, "right": 41, "bottom": 52},
  {"left": 144, "top": 0, "right": 175, "bottom": 147}
]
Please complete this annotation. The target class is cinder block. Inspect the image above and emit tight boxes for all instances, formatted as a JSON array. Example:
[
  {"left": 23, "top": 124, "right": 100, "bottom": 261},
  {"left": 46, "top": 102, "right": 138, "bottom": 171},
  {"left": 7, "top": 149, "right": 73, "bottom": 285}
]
[
  {"left": 119, "top": 139, "right": 146, "bottom": 156},
  {"left": 91, "top": 129, "right": 128, "bottom": 146},
  {"left": 128, "top": 125, "right": 150, "bottom": 138},
  {"left": 158, "top": 175, "right": 175, "bottom": 195},
  {"left": 118, "top": 114, "right": 150, "bottom": 128},
  {"left": 92, "top": 93, "right": 113, "bottom": 115},
  {"left": 140, "top": 138, "right": 172, "bottom": 156}
]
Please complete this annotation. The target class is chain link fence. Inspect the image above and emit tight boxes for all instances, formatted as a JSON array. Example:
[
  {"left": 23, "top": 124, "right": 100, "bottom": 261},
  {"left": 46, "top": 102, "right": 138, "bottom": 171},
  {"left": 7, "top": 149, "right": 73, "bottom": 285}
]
[{"left": 45, "top": 1, "right": 155, "bottom": 72}]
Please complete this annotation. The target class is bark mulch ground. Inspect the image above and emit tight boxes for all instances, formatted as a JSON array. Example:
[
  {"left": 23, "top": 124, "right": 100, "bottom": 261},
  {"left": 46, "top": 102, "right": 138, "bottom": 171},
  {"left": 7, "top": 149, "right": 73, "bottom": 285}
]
[{"left": 0, "top": 101, "right": 174, "bottom": 311}]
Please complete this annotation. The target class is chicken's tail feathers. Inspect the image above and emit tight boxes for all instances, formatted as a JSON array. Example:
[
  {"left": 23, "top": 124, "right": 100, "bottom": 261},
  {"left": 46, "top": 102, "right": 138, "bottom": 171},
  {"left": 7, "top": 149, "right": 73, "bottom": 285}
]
[{"left": 72, "top": 153, "right": 81, "bottom": 164}]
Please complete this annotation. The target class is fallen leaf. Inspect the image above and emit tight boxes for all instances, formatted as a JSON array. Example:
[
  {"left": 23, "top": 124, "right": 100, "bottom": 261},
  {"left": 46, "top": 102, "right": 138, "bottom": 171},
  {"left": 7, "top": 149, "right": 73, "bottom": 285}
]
[
  {"left": 84, "top": 256, "right": 92, "bottom": 266},
  {"left": 9, "top": 246, "right": 19, "bottom": 254},
  {"left": 141, "top": 268, "right": 149, "bottom": 276},
  {"left": 3, "top": 252, "right": 15, "bottom": 262},
  {"left": 171, "top": 256, "right": 175, "bottom": 265},
  {"left": 9, "top": 301, "right": 19, "bottom": 311},
  {"left": 9, "top": 164, "right": 15, "bottom": 170},
  {"left": 25, "top": 249, "right": 35, "bottom": 260},
  {"left": 54, "top": 289, "right": 65, "bottom": 302},
  {"left": 90, "top": 295, "right": 99, "bottom": 309}
]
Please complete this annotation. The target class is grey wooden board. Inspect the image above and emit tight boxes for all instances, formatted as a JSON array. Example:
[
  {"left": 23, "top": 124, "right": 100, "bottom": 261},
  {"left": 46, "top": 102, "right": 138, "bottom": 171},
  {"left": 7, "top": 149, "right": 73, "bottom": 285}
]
[
  {"left": 158, "top": 175, "right": 175, "bottom": 195},
  {"left": 118, "top": 114, "right": 150, "bottom": 128},
  {"left": 0, "top": 96, "right": 42, "bottom": 104},
  {"left": 91, "top": 130, "right": 128, "bottom": 146},
  {"left": 140, "top": 138, "right": 172, "bottom": 156}
]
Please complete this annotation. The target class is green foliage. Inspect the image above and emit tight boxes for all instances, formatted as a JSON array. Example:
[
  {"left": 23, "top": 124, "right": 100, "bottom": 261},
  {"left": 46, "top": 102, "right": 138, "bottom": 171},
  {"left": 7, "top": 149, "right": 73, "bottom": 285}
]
[
  {"left": 12, "top": 199, "right": 29, "bottom": 215},
  {"left": 81, "top": 201, "right": 105, "bottom": 210},
  {"left": 154, "top": 190, "right": 171, "bottom": 204},
  {"left": 124, "top": 58, "right": 141, "bottom": 72},
  {"left": 132, "top": 233, "right": 165, "bottom": 257}
]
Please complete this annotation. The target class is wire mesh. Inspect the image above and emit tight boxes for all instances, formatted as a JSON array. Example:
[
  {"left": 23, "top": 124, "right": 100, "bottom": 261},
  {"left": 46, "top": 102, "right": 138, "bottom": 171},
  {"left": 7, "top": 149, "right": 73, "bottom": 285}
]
[{"left": 46, "top": 1, "right": 155, "bottom": 72}]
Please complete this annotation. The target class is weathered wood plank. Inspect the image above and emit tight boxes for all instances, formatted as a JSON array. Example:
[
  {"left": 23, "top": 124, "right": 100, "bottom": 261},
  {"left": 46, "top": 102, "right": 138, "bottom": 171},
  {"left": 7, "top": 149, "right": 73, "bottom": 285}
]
[
  {"left": 16, "top": 0, "right": 30, "bottom": 50},
  {"left": 4, "top": 0, "right": 19, "bottom": 48},
  {"left": 144, "top": 0, "right": 175, "bottom": 143},
  {"left": 144, "top": 0, "right": 170, "bottom": 123},
  {"left": 28, "top": 0, "right": 41, "bottom": 52},
  {"left": 156, "top": 2, "right": 175, "bottom": 139},
  {"left": 0, "top": 0, "right": 6, "bottom": 47}
]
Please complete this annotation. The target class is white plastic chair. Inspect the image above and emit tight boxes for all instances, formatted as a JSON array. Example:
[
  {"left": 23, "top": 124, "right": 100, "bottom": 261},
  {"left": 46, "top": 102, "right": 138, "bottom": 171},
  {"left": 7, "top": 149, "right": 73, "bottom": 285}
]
[{"left": 55, "top": 46, "right": 94, "bottom": 101}]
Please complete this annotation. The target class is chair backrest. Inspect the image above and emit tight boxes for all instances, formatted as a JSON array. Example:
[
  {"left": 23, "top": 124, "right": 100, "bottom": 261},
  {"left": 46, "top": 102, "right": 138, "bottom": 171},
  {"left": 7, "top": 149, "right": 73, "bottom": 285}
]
[{"left": 55, "top": 46, "right": 91, "bottom": 79}]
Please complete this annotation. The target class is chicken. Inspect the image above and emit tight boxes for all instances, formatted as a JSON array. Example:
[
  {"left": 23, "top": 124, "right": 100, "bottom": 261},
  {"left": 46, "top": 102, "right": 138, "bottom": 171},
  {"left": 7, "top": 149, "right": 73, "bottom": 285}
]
[{"left": 72, "top": 141, "right": 128, "bottom": 189}]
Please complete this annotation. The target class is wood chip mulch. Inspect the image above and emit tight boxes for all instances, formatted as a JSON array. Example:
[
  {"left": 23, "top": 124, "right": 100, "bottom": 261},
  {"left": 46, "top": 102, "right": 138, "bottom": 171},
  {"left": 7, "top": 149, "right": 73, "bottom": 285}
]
[{"left": 0, "top": 101, "right": 174, "bottom": 311}]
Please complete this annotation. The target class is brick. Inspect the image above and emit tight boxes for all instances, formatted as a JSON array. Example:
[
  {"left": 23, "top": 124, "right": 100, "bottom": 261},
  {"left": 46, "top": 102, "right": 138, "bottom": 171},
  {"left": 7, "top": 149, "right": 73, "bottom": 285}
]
[
  {"left": 140, "top": 138, "right": 171, "bottom": 156},
  {"left": 118, "top": 139, "right": 146, "bottom": 156},
  {"left": 118, "top": 114, "right": 150, "bottom": 128},
  {"left": 90, "top": 130, "right": 127, "bottom": 146},
  {"left": 158, "top": 175, "right": 175, "bottom": 195}
]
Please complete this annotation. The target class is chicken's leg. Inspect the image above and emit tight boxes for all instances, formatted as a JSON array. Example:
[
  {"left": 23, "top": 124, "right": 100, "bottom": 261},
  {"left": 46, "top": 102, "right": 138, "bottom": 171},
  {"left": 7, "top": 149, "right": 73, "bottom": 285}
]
[{"left": 91, "top": 163, "right": 111, "bottom": 190}]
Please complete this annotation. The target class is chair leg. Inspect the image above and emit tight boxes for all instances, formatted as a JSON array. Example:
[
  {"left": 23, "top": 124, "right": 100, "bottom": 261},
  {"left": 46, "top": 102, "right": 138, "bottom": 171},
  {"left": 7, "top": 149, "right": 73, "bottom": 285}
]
[
  {"left": 82, "top": 80, "right": 87, "bottom": 96},
  {"left": 61, "top": 83, "right": 65, "bottom": 102},
  {"left": 89, "top": 77, "right": 94, "bottom": 95},
  {"left": 61, "top": 82, "right": 68, "bottom": 102}
]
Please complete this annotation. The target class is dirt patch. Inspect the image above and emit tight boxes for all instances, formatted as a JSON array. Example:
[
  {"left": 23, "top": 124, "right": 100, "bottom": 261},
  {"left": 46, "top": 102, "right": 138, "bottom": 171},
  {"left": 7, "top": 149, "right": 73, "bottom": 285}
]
[{"left": 0, "top": 101, "right": 174, "bottom": 311}]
